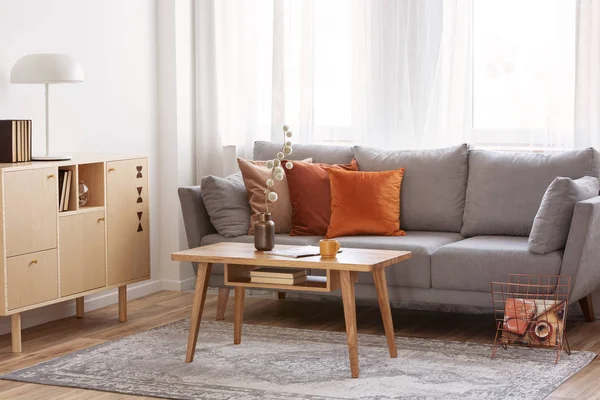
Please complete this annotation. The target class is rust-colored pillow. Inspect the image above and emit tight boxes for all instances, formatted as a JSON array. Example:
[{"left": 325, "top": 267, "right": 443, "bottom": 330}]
[
  {"left": 285, "top": 159, "right": 358, "bottom": 236},
  {"left": 238, "top": 158, "right": 312, "bottom": 234},
  {"left": 325, "top": 168, "right": 406, "bottom": 238}
]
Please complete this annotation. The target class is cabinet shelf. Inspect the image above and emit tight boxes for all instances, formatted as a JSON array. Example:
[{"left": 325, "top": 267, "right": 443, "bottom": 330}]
[{"left": 59, "top": 206, "right": 105, "bottom": 218}]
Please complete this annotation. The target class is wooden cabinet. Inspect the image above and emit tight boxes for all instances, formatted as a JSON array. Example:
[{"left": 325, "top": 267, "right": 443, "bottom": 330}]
[
  {"left": 4, "top": 167, "right": 58, "bottom": 257},
  {"left": 0, "top": 155, "right": 150, "bottom": 353},
  {"left": 59, "top": 210, "right": 107, "bottom": 296},
  {"left": 106, "top": 158, "right": 150, "bottom": 285}
]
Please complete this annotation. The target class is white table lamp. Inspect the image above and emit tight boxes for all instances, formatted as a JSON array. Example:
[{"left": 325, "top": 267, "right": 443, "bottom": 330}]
[{"left": 10, "top": 53, "right": 84, "bottom": 161}]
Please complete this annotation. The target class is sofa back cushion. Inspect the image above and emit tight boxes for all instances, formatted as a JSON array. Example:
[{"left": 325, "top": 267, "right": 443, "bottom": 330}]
[
  {"left": 461, "top": 148, "right": 600, "bottom": 237},
  {"left": 353, "top": 144, "right": 469, "bottom": 232},
  {"left": 253, "top": 141, "right": 354, "bottom": 164}
]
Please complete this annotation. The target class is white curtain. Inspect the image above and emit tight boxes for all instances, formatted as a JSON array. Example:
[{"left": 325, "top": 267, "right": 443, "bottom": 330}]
[
  {"left": 575, "top": 0, "right": 600, "bottom": 149},
  {"left": 195, "top": 0, "right": 593, "bottom": 179}
]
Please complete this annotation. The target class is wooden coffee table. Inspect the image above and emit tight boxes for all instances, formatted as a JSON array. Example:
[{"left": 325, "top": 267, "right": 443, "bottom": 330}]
[{"left": 172, "top": 242, "right": 411, "bottom": 378}]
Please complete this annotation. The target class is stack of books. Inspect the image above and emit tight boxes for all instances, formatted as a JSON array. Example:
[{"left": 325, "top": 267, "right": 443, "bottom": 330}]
[
  {"left": 58, "top": 169, "right": 73, "bottom": 212},
  {"left": 249, "top": 268, "right": 307, "bottom": 285},
  {"left": 0, "top": 120, "right": 32, "bottom": 162}
]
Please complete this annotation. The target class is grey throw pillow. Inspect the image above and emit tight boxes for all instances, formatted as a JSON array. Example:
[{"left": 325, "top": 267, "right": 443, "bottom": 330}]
[
  {"left": 200, "top": 172, "right": 251, "bottom": 237},
  {"left": 528, "top": 176, "right": 599, "bottom": 254}
]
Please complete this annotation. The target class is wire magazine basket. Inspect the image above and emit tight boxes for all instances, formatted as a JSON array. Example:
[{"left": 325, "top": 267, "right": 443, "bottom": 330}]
[{"left": 490, "top": 274, "right": 571, "bottom": 363}]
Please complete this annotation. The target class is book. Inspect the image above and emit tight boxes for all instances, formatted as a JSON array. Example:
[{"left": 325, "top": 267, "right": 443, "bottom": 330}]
[
  {"left": 16, "top": 121, "right": 21, "bottom": 162},
  {"left": 63, "top": 170, "right": 72, "bottom": 211},
  {"left": 250, "top": 267, "right": 307, "bottom": 279},
  {"left": 11, "top": 120, "right": 16, "bottom": 162},
  {"left": 250, "top": 275, "right": 308, "bottom": 285},
  {"left": 59, "top": 170, "right": 68, "bottom": 211},
  {"left": 0, "top": 120, "right": 32, "bottom": 163},
  {"left": 264, "top": 246, "right": 342, "bottom": 258}
]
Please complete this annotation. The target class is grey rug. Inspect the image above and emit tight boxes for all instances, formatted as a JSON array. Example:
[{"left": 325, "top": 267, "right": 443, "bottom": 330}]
[{"left": 1, "top": 320, "right": 595, "bottom": 400}]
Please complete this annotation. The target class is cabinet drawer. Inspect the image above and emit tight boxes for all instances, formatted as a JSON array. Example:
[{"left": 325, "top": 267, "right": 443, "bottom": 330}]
[
  {"left": 4, "top": 167, "right": 58, "bottom": 256},
  {"left": 7, "top": 249, "right": 58, "bottom": 310},
  {"left": 60, "top": 210, "right": 107, "bottom": 296}
]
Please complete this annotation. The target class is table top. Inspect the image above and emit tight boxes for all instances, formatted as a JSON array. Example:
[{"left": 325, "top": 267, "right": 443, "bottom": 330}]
[{"left": 172, "top": 242, "right": 412, "bottom": 272}]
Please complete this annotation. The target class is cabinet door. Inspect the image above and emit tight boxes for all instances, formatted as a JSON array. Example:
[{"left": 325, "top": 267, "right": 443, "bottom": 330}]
[
  {"left": 60, "top": 210, "right": 107, "bottom": 296},
  {"left": 7, "top": 249, "right": 58, "bottom": 310},
  {"left": 4, "top": 167, "right": 58, "bottom": 257},
  {"left": 106, "top": 158, "right": 149, "bottom": 285}
]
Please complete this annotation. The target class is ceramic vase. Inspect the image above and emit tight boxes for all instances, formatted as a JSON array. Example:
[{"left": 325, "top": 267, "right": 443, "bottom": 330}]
[{"left": 254, "top": 212, "right": 275, "bottom": 251}]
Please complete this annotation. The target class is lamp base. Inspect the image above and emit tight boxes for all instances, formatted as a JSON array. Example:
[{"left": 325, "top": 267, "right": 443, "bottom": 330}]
[{"left": 32, "top": 155, "right": 72, "bottom": 161}]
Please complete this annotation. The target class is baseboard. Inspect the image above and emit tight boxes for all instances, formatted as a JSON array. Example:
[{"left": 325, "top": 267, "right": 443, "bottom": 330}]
[
  {"left": 0, "top": 279, "right": 163, "bottom": 336},
  {"left": 162, "top": 276, "right": 196, "bottom": 291}
]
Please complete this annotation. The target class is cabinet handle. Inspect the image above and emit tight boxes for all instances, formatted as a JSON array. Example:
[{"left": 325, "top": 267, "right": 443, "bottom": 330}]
[
  {"left": 29, "top": 260, "right": 38, "bottom": 266},
  {"left": 108, "top": 168, "right": 115, "bottom": 172},
  {"left": 47, "top": 174, "right": 56, "bottom": 179},
  {"left": 97, "top": 217, "right": 105, "bottom": 222}
]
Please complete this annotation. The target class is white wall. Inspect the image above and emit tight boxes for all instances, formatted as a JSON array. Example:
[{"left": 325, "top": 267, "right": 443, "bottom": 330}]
[
  {"left": 157, "top": 0, "right": 198, "bottom": 291},
  {"left": 0, "top": 0, "right": 160, "bottom": 333}
]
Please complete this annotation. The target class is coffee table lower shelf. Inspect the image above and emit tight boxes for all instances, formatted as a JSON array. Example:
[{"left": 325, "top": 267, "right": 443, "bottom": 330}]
[{"left": 224, "top": 264, "right": 353, "bottom": 293}]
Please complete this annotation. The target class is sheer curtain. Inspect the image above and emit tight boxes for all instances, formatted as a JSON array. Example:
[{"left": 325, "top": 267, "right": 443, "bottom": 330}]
[
  {"left": 195, "top": 0, "right": 593, "bottom": 179},
  {"left": 575, "top": 0, "right": 600, "bottom": 149}
]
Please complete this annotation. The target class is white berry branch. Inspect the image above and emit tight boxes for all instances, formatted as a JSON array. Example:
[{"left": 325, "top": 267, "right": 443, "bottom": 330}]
[{"left": 264, "top": 125, "right": 294, "bottom": 213}]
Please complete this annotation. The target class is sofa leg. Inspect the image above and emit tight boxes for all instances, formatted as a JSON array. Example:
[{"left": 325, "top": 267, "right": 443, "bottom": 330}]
[
  {"left": 579, "top": 294, "right": 595, "bottom": 322},
  {"left": 216, "top": 287, "right": 230, "bottom": 321}
]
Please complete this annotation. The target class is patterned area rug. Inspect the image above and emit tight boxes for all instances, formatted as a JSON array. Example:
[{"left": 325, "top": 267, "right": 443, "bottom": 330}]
[{"left": 1, "top": 320, "right": 595, "bottom": 400}]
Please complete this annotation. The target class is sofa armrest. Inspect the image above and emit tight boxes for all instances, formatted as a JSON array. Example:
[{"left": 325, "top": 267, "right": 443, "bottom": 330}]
[
  {"left": 178, "top": 186, "right": 217, "bottom": 249},
  {"left": 561, "top": 195, "right": 600, "bottom": 302}
]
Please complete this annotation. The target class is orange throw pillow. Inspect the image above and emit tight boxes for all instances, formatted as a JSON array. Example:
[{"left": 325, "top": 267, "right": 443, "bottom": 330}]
[
  {"left": 326, "top": 168, "right": 406, "bottom": 238},
  {"left": 285, "top": 159, "right": 358, "bottom": 236}
]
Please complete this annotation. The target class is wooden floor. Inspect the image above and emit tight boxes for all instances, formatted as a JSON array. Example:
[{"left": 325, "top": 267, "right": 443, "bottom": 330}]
[{"left": 0, "top": 290, "right": 598, "bottom": 399}]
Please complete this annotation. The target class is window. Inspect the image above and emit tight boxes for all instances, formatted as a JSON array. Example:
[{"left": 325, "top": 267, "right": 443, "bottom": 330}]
[{"left": 472, "top": 0, "right": 576, "bottom": 149}]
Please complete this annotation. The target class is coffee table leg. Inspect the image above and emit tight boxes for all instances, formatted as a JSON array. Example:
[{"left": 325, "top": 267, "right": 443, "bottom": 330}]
[
  {"left": 373, "top": 269, "right": 397, "bottom": 358},
  {"left": 340, "top": 270, "right": 359, "bottom": 378},
  {"left": 234, "top": 287, "right": 245, "bottom": 344},
  {"left": 186, "top": 262, "right": 212, "bottom": 363}
]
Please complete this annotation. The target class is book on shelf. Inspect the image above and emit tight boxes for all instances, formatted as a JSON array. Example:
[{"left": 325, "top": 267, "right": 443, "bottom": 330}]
[
  {"left": 249, "top": 267, "right": 307, "bottom": 279},
  {"left": 59, "top": 171, "right": 67, "bottom": 211},
  {"left": 64, "top": 170, "right": 72, "bottom": 211},
  {"left": 58, "top": 170, "right": 73, "bottom": 212},
  {"left": 0, "top": 120, "right": 32, "bottom": 163},
  {"left": 250, "top": 275, "right": 308, "bottom": 285}
]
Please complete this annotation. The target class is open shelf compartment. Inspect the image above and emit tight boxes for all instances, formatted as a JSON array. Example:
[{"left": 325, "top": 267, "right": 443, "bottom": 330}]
[
  {"left": 78, "top": 162, "right": 105, "bottom": 209},
  {"left": 224, "top": 264, "right": 342, "bottom": 293}
]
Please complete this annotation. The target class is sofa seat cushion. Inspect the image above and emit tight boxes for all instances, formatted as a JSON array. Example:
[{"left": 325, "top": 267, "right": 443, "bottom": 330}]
[
  {"left": 201, "top": 234, "right": 323, "bottom": 247},
  {"left": 431, "top": 236, "right": 563, "bottom": 292},
  {"left": 336, "top": 231, "right": 465, "bottom": 289}
]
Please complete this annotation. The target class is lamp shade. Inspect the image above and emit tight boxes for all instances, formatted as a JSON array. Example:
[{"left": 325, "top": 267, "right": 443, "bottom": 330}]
[{"left": 10, "top": 53, "right": 84, "bottom": 84}]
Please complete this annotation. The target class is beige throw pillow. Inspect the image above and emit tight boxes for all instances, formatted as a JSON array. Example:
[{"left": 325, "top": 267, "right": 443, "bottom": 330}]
[{"left": 237, "top": 158, "right": 312, "bottom": 234}]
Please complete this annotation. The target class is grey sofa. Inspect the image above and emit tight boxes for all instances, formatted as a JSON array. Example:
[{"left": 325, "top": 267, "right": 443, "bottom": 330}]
[{"left": 178, "top": 141, "right": 600, "bottom": 320}]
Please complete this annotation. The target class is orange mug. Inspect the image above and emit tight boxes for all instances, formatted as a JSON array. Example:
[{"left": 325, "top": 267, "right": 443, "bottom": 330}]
[{"left": 320, "top": 239, "right": 341, "bottom": 258}]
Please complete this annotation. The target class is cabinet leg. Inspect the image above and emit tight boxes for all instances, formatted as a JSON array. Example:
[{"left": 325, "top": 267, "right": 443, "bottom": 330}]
[
  {"left": 11, "top": 314, "right": 21, "bottom": 353},
  {"left": 76, "top": 297, "right": 84, "bottom": 318},
  {"left": 118, "top": 286, "right": 127, "bottom": 322},
  {"left": 277, "top": 292, "right": 286, "bottom": 300}
]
